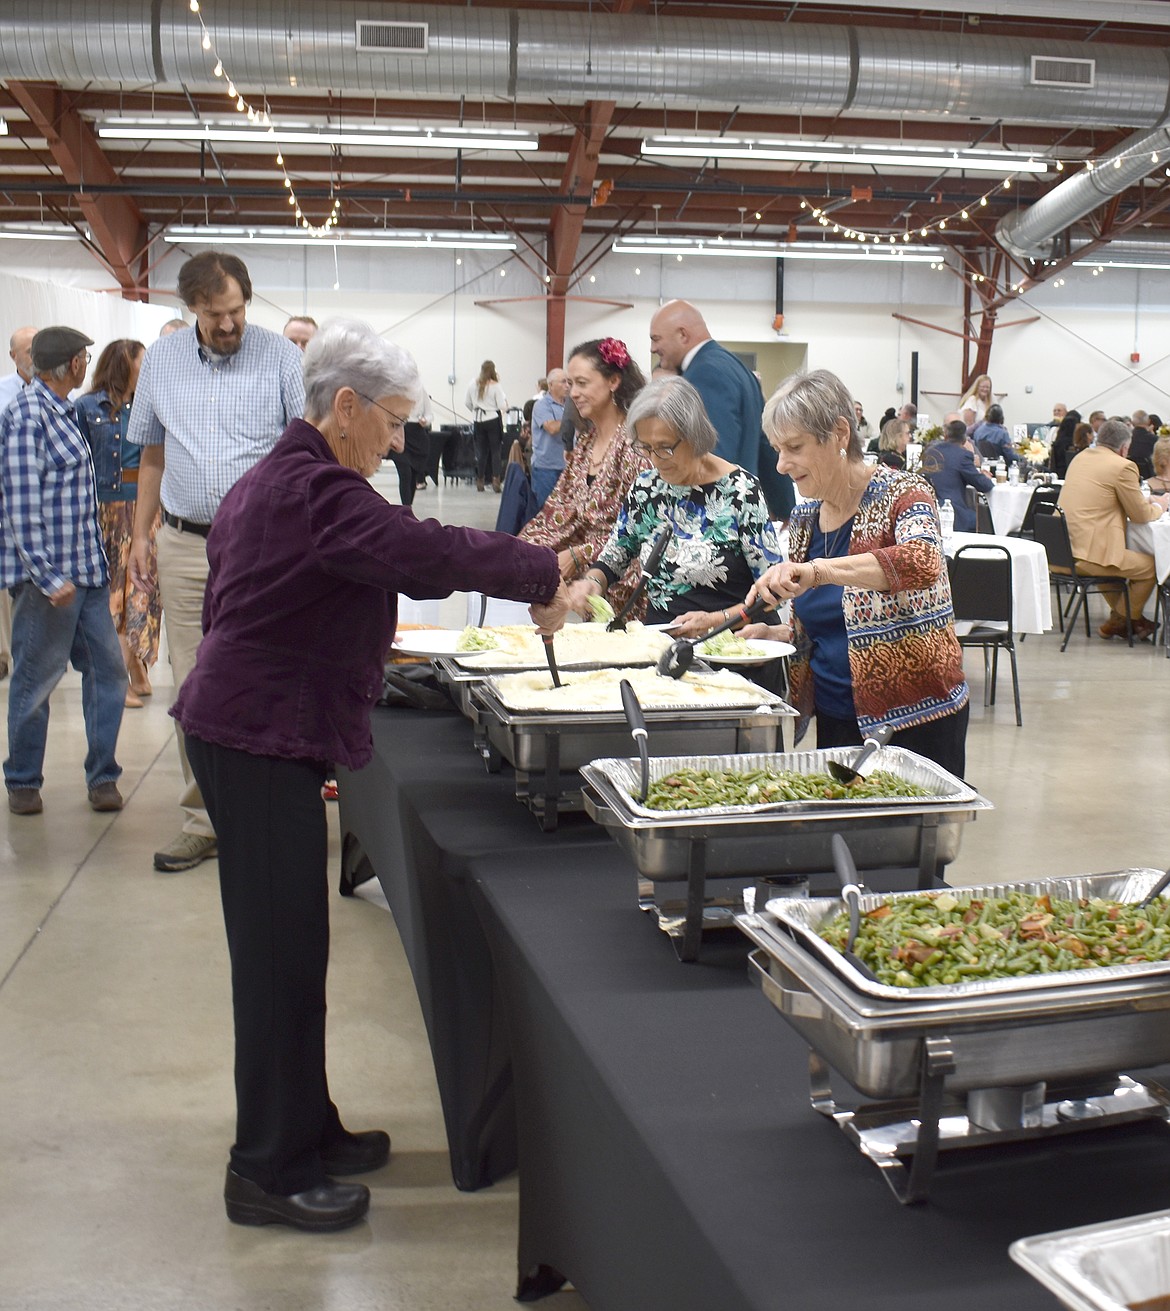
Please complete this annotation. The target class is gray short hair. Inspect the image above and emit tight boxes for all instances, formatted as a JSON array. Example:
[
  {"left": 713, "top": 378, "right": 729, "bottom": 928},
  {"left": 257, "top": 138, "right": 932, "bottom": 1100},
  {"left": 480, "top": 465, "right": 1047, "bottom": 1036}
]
[
  {"left": 625, "top": 376, "right": 718, "bottom": 457},
  {"left": 302, "top": 318, "right": 421, "bottom": 424},
  {"left": 1096, "top": 418, "right": 1131, "bottom": 452},
  {"left": 763, "top": 369, "right": 861, "bottom": 459}
]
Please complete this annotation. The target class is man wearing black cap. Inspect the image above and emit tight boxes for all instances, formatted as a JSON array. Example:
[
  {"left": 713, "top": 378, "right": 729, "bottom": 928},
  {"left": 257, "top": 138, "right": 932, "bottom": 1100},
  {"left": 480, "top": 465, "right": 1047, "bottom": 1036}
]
[{"left": 0, "top": 325, "right": 126, "bottom": 816}]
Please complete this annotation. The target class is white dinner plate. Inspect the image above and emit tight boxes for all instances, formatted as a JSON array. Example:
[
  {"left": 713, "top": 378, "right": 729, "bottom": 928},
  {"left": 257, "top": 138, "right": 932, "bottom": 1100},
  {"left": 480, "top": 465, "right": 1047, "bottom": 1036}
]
[
  {"left": 698, "top": 639, "right": 795, "bottom": 665},
  {"left": 392, "top": 629, "right": 489, "bottom": 658}
]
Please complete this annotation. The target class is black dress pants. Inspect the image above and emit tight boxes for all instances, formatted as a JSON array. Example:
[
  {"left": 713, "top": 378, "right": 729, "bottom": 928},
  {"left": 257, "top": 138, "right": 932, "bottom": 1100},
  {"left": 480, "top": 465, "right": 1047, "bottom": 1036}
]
[
  {"left": 186, "top": 734, "right": 346, "bottom": 1195},
  {"left": 473, "top": 417, "right": 503, "bottom": 484},
  {"left": 815, "top": 701, "right": 970, "bottom": 780}
]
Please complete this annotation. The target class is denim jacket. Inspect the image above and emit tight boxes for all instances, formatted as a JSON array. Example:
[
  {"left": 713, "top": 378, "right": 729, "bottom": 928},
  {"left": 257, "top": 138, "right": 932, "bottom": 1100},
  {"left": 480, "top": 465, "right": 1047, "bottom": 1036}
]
[{"left": 74, "top": 391, "right": 140, "bottom": 502}]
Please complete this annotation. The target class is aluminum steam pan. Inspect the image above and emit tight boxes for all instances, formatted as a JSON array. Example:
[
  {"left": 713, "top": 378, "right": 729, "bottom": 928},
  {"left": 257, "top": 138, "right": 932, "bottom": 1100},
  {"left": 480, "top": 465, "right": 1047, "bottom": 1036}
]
[
  {"left": 586, "top": 746, "right": 977, "bottom": 822},
  {"left": 1012, "top": 1209, "right": 1170, "bottom": 1311},
  {"left": 473, "top": 682, "right": 794, "bottom": 730},
  {"left": 763, "top": 868, "right": 1170, "bottom": 1006}
]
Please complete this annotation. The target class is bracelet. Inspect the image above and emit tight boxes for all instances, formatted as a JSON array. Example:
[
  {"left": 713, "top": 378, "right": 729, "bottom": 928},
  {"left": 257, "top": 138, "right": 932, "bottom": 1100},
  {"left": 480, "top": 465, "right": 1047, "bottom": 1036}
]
[
  {"left": 811, "top": 561, "right": 823, "bottom": 588},
  {"left": 586, "top": 571, "right": 606, "bottom": 594},
  {"left": 722, "top": 609, "right": 730, "bottom": 621},
  {"left": 569, "top": 546, "right": 582, "bottom": 573}
]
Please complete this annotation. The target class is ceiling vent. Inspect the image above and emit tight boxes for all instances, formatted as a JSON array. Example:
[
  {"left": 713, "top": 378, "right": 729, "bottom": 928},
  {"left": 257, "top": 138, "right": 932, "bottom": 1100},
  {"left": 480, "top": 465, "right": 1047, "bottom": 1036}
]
[
  {"left": 356, "top": 21, "right": 429, "bottom": 56},
  {"left": 1030, "top": 55, "right": 1095, "bottom": 89}
]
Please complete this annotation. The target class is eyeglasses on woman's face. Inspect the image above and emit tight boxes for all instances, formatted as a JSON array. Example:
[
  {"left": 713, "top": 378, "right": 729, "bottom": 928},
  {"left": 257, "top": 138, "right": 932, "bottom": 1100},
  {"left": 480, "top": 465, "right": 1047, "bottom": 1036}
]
[
  {"left": 632, "top": 439, "right": 682, "bottom": 459},
  {"left": 356, "top": 393, "right": 411, "bottom": 433}
]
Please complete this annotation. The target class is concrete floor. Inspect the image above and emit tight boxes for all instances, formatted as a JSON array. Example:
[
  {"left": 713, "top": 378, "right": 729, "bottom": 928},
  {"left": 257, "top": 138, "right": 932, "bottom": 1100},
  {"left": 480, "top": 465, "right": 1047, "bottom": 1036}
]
[{"left": 0, "top": 468, "right": 1166, "bottom": 1310}]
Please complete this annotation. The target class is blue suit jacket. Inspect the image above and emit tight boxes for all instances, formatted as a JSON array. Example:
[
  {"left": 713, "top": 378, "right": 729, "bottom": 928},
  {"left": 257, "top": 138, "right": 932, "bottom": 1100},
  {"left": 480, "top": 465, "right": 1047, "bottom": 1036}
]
[
  {"left": 918, "top": 439, "right": 994, "bottom": 533},
  {"left": 683, "top": 340, "right": 794, "bottom": 520}
]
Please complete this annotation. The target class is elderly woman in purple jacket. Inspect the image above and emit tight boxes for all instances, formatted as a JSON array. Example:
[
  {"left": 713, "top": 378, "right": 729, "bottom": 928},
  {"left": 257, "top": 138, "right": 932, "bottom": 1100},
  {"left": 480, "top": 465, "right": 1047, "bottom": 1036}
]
[{"left": 172, "top": 319, "right": 569, "bottom": 1234}]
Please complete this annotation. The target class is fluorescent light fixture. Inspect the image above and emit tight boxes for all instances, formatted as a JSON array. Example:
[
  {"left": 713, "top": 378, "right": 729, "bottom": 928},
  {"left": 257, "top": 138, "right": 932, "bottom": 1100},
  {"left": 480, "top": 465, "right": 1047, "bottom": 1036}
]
[
  {"left": 0, "top": 223, "right": 77, "bottom": 241},
  {"left": 641, "top": 135, "right": 1048, "bottom": 174},
  {"left": 98, "top": 118, "right": 539, "bottom": 152},
  {"left": 164, "top": 225, "right": 517, "bottom": 251},
  {"left": 611, "top": 235, "right": 944, "bottom": 262},
  {"left": 1074, "top": 257, "right": 1170, "bottom": 271}
]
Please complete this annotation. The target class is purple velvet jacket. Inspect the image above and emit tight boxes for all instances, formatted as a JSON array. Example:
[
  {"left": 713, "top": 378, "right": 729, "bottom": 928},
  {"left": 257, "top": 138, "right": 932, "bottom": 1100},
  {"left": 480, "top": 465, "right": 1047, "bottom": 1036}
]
[{"left": 172, "top": 419, "right": 559, "bottom": 769}]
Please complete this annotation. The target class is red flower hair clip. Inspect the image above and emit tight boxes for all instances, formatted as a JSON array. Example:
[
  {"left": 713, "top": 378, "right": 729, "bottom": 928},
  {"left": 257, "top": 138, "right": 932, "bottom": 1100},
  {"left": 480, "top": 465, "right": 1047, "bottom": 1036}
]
[{"left": 597, "top": 337, "right": 631, "bottom": 370}]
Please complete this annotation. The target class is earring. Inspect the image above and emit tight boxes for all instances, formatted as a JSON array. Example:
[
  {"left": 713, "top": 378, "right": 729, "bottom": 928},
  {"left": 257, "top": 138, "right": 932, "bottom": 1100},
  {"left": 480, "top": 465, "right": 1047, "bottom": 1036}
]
[
  {"left": 839, "top": 447, "right": 846, "bottom": 460},
  {"left": 341, "top": 430, "right": 348, "bottom": 440}
]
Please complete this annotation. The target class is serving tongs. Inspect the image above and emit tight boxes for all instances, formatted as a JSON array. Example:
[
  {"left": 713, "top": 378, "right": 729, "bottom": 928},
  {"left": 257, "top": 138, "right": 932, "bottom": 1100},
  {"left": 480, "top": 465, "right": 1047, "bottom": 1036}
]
[
  {"left": 619, "top": 678, "right": 650, "bottom": 804},
  {"left": 830, "top": 833, "right": 879, "bottom": 982},
  {"left": 657, "top": 596, "right": 771, "bottom": 678},
  {"left": 1139, "top": 866, "right": 1170, "bottom": 907},
  {"left": 606, "top": 525, "right": 674, "bottom": 631},
  {"left": 826, "top": 723, "right": 894, "bottom": 785}
]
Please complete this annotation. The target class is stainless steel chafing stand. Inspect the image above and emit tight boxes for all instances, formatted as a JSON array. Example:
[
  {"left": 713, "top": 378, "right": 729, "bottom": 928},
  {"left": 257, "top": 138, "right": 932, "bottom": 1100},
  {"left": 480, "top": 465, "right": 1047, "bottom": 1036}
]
[
  {"left": 472, "top": 684, "right": 794, "bottom": 833},
  {"left": 581, "top": 747, "right": 990, "bottom": 962},
  {"left": 736, "top": 869, "right": 1170, "bottom": 1204}
]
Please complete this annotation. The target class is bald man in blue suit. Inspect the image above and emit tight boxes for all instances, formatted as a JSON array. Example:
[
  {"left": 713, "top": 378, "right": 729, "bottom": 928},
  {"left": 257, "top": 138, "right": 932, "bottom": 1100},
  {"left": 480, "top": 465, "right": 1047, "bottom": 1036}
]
[{"left": 650, "top": 300, "right": 794, "bottom": 522}]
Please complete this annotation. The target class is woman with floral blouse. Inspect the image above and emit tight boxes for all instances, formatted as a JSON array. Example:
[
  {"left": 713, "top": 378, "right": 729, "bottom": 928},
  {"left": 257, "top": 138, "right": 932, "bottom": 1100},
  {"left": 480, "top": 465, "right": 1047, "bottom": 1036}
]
[
  {"left": 520, "top": 337, "right": 649, "bottom": 617},
  {"left": 567, "top": 376, "right": 784, "bottom": 635}
]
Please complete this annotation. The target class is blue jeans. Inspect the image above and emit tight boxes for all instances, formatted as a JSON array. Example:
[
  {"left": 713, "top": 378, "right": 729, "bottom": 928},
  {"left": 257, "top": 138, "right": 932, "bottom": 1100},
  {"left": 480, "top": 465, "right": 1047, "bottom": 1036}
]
[
  {"left": 531, "top": 465, "right": 562, "bottom": 510},
  {"left": 5, "top": 582, "right": 125, "bottom": 791}
]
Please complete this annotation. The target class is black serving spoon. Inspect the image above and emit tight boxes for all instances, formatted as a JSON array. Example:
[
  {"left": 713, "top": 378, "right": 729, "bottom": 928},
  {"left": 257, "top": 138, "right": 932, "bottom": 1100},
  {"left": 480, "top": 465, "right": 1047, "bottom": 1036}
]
[
  {"left": 830, "top": 833, "right": 880, "bottom": 982},
  {"left": 619, "top": 678, "right": 650, "bottom": 804},
  {"left": 607, "top": 524, "right": 674, "bottom": 631},
  {"left": 541, "top": 632, "right": 562, "bottom": 688},
  {"left": 656, "top": 596, "right": 772, "bottom": 679},
  {"left": 826, "top": 723, "right": 894, "bottom": 785}
]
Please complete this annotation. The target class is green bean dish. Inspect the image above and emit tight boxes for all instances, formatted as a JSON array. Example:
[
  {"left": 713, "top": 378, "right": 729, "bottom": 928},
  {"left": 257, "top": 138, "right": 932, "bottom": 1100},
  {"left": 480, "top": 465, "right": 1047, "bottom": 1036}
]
[
  {"left": 819, "top": 890, "right": 1170, "bottom": 988},
  {"left": 642, "top": 766, "right": 937, "bottom": 811}
]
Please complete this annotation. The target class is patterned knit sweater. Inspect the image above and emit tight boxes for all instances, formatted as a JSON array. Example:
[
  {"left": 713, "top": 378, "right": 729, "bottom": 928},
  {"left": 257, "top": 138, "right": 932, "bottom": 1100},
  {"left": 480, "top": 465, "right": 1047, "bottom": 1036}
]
[{"left": 786, "top": 463, "right": 968, "bottom": 742}]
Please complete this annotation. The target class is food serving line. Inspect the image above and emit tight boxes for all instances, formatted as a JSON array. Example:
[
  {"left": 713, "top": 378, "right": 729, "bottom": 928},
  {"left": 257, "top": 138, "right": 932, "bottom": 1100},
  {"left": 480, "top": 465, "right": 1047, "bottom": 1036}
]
[{"left": 338, "top": 620, "right": 1170, "bottom": 1309}]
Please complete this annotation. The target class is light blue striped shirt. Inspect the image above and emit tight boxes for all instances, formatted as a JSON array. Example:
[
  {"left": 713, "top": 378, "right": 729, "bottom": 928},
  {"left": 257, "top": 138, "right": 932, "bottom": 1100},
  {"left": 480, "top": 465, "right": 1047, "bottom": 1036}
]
[
  {"left": 126, "top": 323, "right": 304, "bottom": 523},
  {"left": 0, "top": 378, "right": 108, "bottom": 593}
]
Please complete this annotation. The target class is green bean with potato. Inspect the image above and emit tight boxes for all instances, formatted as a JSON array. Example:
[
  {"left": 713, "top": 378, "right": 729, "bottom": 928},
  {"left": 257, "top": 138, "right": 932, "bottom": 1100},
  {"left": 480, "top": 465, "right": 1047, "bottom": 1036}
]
[
  {"left": 819, "top": 889, "right": 1170, "bottom": 988},
  {"left": 642, "top": 766, "right": 936, "bottom": 811}
]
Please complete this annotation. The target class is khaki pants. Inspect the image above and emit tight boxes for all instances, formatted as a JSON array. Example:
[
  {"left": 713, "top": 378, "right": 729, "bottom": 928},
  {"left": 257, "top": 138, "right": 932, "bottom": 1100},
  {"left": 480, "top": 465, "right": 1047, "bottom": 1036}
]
[
  {"left": 1075, "top": 549, "right": 1156, "bottom": 620},
  {"left": 156, "top": 522, "right": 215, "bottom": 839}
]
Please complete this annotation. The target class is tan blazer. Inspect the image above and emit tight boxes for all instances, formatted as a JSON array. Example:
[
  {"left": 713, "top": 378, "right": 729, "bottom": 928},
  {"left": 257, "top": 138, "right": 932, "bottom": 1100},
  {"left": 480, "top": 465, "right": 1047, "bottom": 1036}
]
[{"left": 1057, "top": 444, "right": 1162, "bottom": 567}]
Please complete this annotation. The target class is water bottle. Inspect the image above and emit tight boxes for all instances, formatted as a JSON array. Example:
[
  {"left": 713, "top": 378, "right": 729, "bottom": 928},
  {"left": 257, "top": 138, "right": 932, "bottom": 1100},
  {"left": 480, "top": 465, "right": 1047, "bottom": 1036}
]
[
  {"left": 1008, "top": 462, "right": 1019, "bottom": 486},
  {"left": 939, "top": 499, "right": 955, "bottom": 541},
  {"left": 1141, "top": 480, "right": 1151, "bottom": 500}
]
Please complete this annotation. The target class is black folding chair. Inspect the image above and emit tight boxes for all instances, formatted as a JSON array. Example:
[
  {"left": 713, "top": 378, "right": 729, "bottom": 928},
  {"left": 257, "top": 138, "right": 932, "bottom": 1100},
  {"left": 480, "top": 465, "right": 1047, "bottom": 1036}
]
[
  {"left": 1032, "top": 510, "right": 1133, "bottom": 650},
  {"left": 1015, "top": 486, "right": 1061, "bottom": 538},
  {"left": 974, "top": 493, "right": 995, "bottom": 535},
  {"left": 947, "top": 546, "right": 1022, "bottom": 726}
]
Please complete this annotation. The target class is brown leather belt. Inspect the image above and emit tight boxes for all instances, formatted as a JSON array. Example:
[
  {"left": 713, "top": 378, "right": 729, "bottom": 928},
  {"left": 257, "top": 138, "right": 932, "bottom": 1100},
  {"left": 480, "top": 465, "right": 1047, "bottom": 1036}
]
[
  {"left": 120, "top": 469, "right": 138, "bottom": 484},
  {"left": 162, "top": 510, "right": 211, "bottom": 538}
]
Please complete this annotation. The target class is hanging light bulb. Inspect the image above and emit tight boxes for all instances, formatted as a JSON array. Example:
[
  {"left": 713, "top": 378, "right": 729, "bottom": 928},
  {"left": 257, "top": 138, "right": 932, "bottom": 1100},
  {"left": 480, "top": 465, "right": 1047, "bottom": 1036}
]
[
  {"left": 961, "top": 210, "right": 969, "bottom": 220},
  {"left": 1114, "top": 156, "right": 1123, "bottom": 169},
  {"left": 980, "top": 195, "right": 988, "bottom": 206},
  {"left": 201, "top": 31, "right": 211, "bottom": 50},
  {"left": 1003, "top": 177, "right": 1011, "bottom": 189},
  {"left": 189, "top": 0, "right": 200, "bottom": 11},
  {"left": 1055, "top": 160, "right": 1064, "bottom": 171}
]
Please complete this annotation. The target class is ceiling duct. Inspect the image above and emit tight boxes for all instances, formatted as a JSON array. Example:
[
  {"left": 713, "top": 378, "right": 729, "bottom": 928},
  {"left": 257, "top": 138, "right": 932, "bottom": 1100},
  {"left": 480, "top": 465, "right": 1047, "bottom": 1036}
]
[
  {"left": 996, "top": 123, "right": 1170, "bottom": 261},
  {"left": 355, "top": 21, "right": 428, "bottom": 56},
  {"left": 1, "top": 2, "right": 1169, "bottom": 128}
]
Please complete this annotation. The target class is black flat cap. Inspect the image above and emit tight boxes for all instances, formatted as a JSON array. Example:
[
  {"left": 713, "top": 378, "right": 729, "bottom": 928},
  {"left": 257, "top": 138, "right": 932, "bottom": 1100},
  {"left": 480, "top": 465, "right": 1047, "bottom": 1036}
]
[{"left": 31, "top": 326, "right": 94, "bottom": 371}]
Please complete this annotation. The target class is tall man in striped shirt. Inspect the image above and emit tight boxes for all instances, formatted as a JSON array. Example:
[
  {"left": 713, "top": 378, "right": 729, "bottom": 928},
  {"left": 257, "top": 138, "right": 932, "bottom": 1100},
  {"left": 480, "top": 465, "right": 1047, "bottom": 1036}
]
[
  {"left": 128, "top": 252, "right": 305, "bottom": 872},
  {"left": 0, "top": 326, "right": 127, "bottom": 816}
]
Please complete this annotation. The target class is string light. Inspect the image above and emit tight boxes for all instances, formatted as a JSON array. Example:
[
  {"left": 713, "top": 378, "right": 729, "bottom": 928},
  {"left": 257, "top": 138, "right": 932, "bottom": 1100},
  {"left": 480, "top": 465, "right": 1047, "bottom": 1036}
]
[{"left": 185, "top": 1, "right": 340, "bottom": 234}]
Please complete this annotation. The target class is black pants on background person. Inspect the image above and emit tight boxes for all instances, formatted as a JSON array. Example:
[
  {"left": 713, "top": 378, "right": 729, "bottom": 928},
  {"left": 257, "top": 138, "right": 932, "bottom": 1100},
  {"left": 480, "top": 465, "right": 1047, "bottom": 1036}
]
[
  {"left": 473, "top": 416, "right": 503, "bottom": 489},
  {"left": 185, "top": 733, "right": 349, "bottom": 1195},
  {"left": 815, "top": 701, "right": 970, "bottom": 780}
]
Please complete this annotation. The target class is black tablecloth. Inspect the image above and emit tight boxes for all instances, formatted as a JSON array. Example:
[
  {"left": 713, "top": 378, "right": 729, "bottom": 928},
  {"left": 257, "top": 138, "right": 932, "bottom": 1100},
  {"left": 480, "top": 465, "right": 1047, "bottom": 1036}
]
[
  {"left": 336, "top": 707, "right": 613, "bottom": 1189},
  {"left": 471, "top": 855, "right": 1170, "bottom": 1311}
]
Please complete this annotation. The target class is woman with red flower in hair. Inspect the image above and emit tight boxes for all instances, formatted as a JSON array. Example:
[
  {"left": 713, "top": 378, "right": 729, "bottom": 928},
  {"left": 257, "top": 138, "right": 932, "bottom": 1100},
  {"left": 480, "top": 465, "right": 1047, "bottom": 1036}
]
[{"left": 520, "top": 337, "right": 650, "bottom": 616}]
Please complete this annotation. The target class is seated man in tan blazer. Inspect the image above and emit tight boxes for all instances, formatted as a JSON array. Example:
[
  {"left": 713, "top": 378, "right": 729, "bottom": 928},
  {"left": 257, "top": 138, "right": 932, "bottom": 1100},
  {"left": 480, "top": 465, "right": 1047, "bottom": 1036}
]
[{"left": 1058, "top": 418, "right": 1170, "bottom": 639}]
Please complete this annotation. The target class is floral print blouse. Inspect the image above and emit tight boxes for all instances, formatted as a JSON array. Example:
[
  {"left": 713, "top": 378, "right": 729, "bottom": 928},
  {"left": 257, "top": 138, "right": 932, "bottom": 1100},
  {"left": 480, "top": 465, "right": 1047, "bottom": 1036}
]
[
  {"left": 595, "top": 466, "right": 784, "bottom": 623},
  {"left": 519, "top": 423, "right": 650, "bottom": 616}
]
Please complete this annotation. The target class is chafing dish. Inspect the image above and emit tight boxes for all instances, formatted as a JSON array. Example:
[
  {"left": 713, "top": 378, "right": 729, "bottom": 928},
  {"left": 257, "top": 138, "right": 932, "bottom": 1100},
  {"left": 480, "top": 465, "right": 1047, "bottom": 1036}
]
[
  {"left": 1012, "top": 1209, "right": 1170, "bottom": 1311},
  {"left": 580, "top": 747, "right": 991, "bottom": 961},
  {"left": 471, "top": 683, "right": 794, "bottom": 833},
  {"left": 737, "top": 869, "right": 1170, "bottom": 1203}
]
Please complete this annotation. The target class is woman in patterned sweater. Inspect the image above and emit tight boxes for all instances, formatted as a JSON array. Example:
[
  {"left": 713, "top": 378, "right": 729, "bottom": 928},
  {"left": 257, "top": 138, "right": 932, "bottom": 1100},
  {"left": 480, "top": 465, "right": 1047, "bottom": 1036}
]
[
  {"left": 745, "top": 369, "right": 969, "bottom": 777},
  {"left": 567, "top": 376, "right": 783, "bottom": 632}
]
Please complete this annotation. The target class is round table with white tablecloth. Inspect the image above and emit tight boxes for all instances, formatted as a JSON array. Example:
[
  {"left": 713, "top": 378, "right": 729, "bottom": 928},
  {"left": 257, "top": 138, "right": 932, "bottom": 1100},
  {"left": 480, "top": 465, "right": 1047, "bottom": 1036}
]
[
  {"left": 945, "top": 530, "right": 1053, "bottom": 634},
  {"left": 1125, "top": 513, "right": 1170, "bottom": 621},
  {"left": 987, "top": 482, "right": 1035, "bottom": 536}
]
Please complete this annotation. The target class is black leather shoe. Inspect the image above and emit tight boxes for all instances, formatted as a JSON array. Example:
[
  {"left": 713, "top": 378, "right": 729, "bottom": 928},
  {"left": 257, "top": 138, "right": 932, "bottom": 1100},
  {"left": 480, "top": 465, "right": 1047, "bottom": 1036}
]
[
  {"left": 319, "top": 1129, "right": 391, "bottom": 1176},
  {"left": 223, "top": 1167, "right": 369, "bottom": 1232}
]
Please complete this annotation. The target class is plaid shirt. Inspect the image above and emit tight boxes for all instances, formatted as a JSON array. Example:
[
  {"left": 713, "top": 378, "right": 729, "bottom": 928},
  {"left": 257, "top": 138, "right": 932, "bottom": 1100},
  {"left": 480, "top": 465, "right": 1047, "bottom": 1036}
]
[
  {"left": 0, "top": 378, "right": 108, "bottom": 593},
  {"left": 126, "top": 323, "right": 304, "bottom": 523}
]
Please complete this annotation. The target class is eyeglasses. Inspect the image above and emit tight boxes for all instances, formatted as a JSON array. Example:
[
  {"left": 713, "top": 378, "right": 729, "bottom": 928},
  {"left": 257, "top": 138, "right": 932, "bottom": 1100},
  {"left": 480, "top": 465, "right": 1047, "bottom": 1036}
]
[
  {"left": 356, "top": 393, "right": 411, "bottom": 432},
  {"left": 632, "top": 439, "right": 682, "bottom": 458}
]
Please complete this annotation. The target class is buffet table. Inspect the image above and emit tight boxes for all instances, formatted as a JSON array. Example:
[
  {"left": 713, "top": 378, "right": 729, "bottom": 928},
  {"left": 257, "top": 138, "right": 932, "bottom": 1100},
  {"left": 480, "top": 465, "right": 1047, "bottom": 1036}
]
[
  {"left": 339, "top": 706, "right": 1170, "bottom": 1310},
  {"left": 470, "top": 854, "right": 1170, "bottom": 1311},
  {"left": 945, "top": 531, "right": 1053, "bottom": 633}
]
